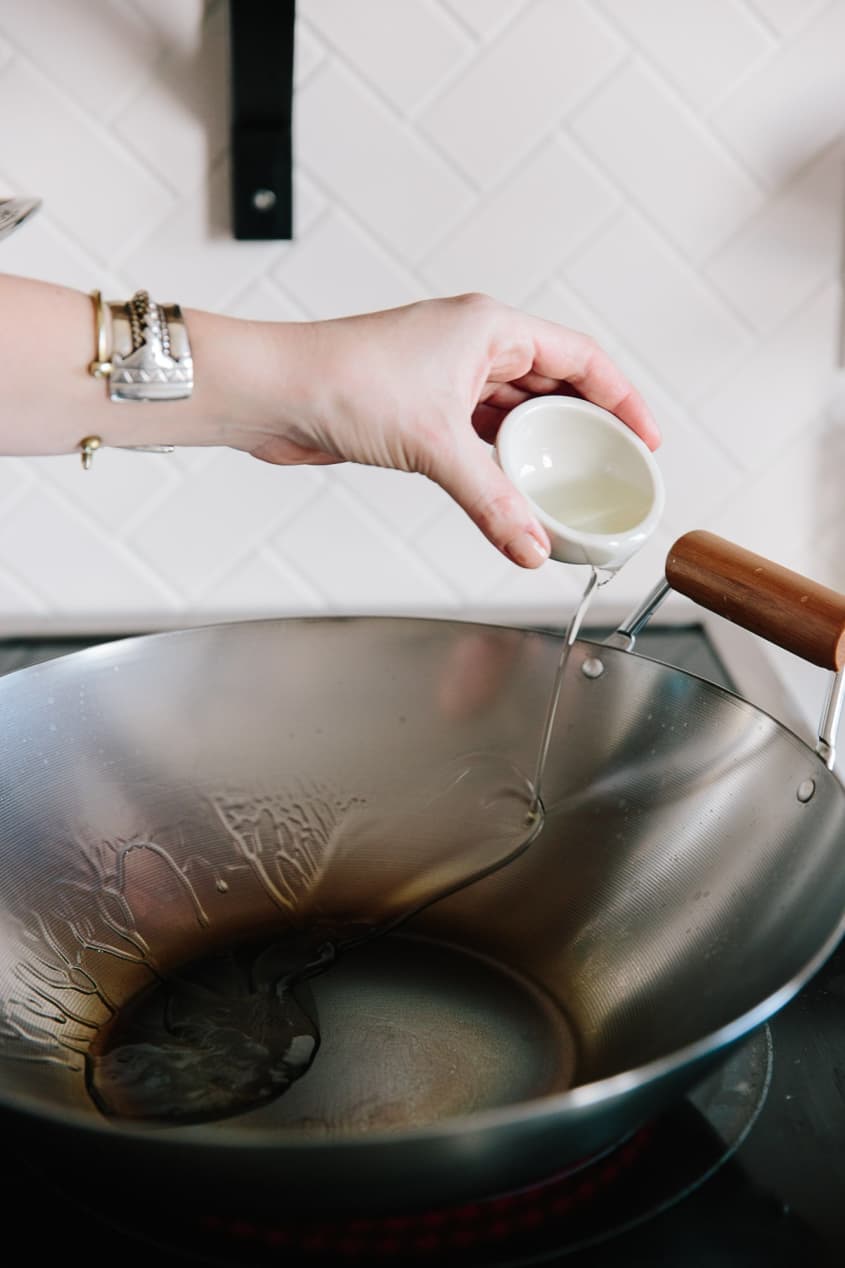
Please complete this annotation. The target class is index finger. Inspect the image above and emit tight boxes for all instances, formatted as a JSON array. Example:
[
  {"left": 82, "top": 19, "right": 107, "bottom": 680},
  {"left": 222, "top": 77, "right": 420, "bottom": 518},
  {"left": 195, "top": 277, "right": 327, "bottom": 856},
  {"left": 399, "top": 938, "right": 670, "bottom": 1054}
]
[{"left": 524, "top": 316, "right": 661, "bottom": 451}]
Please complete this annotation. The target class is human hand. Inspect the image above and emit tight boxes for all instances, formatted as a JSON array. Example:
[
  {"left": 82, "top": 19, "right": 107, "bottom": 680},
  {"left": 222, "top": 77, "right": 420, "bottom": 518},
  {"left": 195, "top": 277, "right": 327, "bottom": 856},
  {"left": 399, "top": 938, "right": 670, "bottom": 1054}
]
[
  {"left": 0, "top": 278, "right": 657, "bottom": 567},
  {"left": 233, "top": 294, "right": 660, "bottom": 570}
]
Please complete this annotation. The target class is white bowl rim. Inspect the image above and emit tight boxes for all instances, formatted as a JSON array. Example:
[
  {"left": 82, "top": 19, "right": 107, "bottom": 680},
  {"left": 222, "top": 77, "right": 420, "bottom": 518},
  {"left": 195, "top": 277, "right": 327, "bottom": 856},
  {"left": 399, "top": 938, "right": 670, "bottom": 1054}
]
[{"left": 495, "top": 395, "right": 665, "bottom": 545}]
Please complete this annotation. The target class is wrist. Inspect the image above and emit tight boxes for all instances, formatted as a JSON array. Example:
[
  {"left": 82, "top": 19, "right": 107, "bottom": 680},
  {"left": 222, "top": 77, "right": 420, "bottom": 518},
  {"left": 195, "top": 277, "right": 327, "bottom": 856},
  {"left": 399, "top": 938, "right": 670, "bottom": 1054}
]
[
  {"left": 79, "top": 307, "right": 316, "bottom": 455},
  {"left": 186, "top": 311, "right": 318, "bottom": 454}
]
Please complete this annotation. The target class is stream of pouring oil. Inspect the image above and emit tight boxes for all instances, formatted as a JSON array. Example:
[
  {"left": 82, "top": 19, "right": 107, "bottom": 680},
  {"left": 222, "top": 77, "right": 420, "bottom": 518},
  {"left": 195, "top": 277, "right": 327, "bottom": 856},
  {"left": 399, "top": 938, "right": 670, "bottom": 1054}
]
[
  {"left": 87, "top": 569, "right": 604, "bottom": 1125},
  {"left": 531, "top": 566, "right": 602, "bottom": 812}
]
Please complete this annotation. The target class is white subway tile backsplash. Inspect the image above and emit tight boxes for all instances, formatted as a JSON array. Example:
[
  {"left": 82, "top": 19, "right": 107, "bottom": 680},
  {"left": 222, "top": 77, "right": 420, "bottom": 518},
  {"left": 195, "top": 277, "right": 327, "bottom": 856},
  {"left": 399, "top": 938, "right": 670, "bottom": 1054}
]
[
  {"left": 275, "top": 210, "right": 422, "bottom": 319},
  {"left": 112, "top": 0, "right": 228, "bottom": 194},
  {"left": 598, "top": 0, "right": 772, "bottom": 110},
  {"left": 226, "top": 277, "right": 308, "bottom": 322},
  {"left": 127, "top": 0, "right": 210, "bottom": 54},
  {"left": 422, "top": 136, "right": 618, "bottom": 305},
  {"left": 296, "top": 60, "right": 473, "bottom": 262},
  {"left": 198, "top": 548, "right": 325, "bottom": 616},
  {"left": 523, "top": 279, "right": 623, "bottom": 360},
  {"left": 564, "top": 213, "right": 750, "bottom": 401},
  {"left": 532, "top": 279, "right": 746, "bottom": 530},
  {"left": 289, "top": 171, "right": 328, "bottom": 238},
  {"left": 0, "top": 59, "right": 173, "bottom": 264},
  {"left": 710, "top": 413, "right": 843, "bottom": 573},
  {"left": 0, "top": 459, "right": 32, "bottom": 515},
  {"left": 294, "top": 17, "right": 327, "bottom": 86},
  {"left": 0, "top": 489, "right": 180, "bottom": 612},
  {"left": 605, "top": 364, "right": 744, "bottom": 538},
  {"left": 333, "top": 465, "right": 448, "bottom": 541},
  {"left": 413, "top": 499, "right": 515, "bottom": 601},
  {"left": 27, "top": 450, "right": 178, "bottom": 534},
  {"left": 270, "top": 483, "right": 458, "bottom": 612},
  {"left": 571, "top": 63, "right": 762, "bottom": 260},
  {"left": 120, "top": 162, "right": 283, "bottom": 308},
  {"left": 303, "top": 0, "right": 470, "bottom": 115},
  {"left": 0, "top": 0, "right": 163, "bottom": 122},
  {"left": 419, "top": 0, "right": 622, "bottom": 189},
  {"left": 523, "top": 280, "right": 745, "bottom": 537},
  {"left": 125, "top": 450, "right": 323, "bottom": 599},
  {"left": 0, "top": 0, "right": 842, "bottom": 629},
  {"left": 704, "top": 141, "right": 845, "bottom": 332},
  {"left": 467, "top": 544, "right": 586, "bottom": 615},
  {"left": 711, "top": 1, "right": 845, "bottom": 186},
  {"left": 0, "top": 570, "right": 47, "bottom": 618},
  {"left": 440, "top": 0, "right": 527, "bottom": 40},
  {"left": 0, "top": 210, "right": 108, "bottom": 293},
  {"left": 812, "top": 490, "right": 845, "bottom": 590},
  {"left": 695, "top": 283, "right": 841, "bottom": 470},
  {"left": 745, "top": 0, "right": 830, "bottom": 37},
  {"left": 0, "top": 567, "right": 46, "bottom": 615}
]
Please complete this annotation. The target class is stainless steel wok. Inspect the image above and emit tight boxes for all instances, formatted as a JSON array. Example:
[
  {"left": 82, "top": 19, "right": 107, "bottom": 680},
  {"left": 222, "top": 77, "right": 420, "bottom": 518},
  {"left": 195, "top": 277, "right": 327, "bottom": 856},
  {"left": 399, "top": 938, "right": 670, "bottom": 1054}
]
[{"left": 0, "top": 531, "right": 843, "bottom": 1215}]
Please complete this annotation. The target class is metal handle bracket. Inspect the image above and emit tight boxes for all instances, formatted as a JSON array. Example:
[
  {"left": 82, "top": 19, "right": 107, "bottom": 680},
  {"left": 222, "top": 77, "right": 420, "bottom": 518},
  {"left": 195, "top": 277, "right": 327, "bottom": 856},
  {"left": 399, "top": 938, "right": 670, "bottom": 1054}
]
[
  {"left": 229, "top": 0, "right": 295, "bottom": 240},
  {"left": 817, "top": 668, "right": 845, "bottom": 770}
]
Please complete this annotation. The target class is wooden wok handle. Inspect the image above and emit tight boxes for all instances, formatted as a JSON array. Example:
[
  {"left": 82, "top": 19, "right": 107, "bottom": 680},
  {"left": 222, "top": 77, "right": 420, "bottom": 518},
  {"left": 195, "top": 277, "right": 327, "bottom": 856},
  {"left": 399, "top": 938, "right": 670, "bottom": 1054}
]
[{"left": 666, "top": 531, "right": 845, "bottom": 671}]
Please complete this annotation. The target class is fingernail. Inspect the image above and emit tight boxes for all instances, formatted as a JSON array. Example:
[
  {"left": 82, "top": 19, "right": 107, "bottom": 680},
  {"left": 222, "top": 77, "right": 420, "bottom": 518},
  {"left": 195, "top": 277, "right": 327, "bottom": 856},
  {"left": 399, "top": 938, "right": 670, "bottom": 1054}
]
[{"left": 505, "top": 532, "right": 549, "bottom": 568}]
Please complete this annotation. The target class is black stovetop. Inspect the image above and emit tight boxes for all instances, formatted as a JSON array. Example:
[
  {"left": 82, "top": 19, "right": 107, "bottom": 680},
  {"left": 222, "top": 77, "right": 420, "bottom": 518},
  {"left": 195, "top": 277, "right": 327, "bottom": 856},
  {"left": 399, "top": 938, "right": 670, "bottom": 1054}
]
[{"left": 1, "top": 627, "right": 843, "bottom": 1268}]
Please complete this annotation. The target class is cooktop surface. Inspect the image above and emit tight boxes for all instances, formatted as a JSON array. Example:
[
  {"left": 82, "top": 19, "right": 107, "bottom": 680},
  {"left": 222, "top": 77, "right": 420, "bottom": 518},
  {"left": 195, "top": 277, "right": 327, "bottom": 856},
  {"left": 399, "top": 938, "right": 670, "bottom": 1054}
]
[{"left": 0, "top": 626, "right": 842, "bottom": 1267}]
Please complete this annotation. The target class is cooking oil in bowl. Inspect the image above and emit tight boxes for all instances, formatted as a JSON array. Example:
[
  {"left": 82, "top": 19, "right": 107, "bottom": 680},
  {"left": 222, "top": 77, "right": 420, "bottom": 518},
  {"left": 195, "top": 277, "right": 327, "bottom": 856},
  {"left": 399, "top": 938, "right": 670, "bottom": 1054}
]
[
  {"left": 533, "top": 472, "right": 655, "bottom": 535},
  {"left": 495, "top": 394, "right": 664, "bottom": 568}
]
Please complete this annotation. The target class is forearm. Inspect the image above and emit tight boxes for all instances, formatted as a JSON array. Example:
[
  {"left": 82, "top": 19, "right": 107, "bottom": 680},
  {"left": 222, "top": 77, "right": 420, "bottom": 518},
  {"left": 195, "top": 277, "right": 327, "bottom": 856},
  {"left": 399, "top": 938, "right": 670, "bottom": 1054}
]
[
  {"left": 0, "top": 277, "right": 657, "bottom": 568},
  {"left": 0, "top": 273, "right": 305, "bottom": 457}
]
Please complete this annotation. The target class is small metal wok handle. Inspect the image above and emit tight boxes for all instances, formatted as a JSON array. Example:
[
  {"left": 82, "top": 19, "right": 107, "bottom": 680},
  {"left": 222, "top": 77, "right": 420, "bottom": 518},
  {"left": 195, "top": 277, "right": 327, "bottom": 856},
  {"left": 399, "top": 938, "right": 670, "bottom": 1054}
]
[{"left": 612, "top": 530, "right": 845, "bottom": 769}]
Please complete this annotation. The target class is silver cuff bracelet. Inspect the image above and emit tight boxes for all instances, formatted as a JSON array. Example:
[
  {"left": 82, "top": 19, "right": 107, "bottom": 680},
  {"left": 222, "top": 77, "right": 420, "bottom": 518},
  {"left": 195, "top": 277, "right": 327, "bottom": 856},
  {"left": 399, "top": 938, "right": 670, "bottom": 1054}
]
[
  {"left": 81, "top": 288, "right": 194, "bottom": 468},
  {"left": 89, "top": 289, "right": 194, "bottom": 403}
]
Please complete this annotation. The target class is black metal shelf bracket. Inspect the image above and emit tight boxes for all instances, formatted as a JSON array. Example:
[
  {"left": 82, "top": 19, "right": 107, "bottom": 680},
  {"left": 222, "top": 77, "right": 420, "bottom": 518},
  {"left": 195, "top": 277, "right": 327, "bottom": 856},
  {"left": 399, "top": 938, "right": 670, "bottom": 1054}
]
[{"left": 229, "top": 0, "right": 295, "bottom": 240}]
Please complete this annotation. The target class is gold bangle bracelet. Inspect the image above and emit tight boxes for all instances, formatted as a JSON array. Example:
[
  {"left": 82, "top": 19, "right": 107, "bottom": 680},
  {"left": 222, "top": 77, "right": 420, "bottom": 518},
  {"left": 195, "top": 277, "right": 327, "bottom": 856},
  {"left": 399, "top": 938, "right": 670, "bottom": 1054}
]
[{"left": 88, "top": 289, "right": 112, "bottom": 379}]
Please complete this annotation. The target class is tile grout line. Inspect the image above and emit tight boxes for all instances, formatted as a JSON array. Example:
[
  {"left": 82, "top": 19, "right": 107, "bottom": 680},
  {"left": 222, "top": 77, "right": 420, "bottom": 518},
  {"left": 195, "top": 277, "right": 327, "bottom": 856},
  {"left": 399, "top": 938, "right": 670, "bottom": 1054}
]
[
  {"left": 0, "top": 35, "right": 179, "bottom": 204},
  {"left": 697, "top": 135, "right": 845, "bottom": 282},
  {"left": 290, "top": 164, "right": 436, "bottom": 301},
  {"left": 326, "top": 482, "right": 467, "bottom": 606},
  {"left": 537, "top": 269, "right": 751, "bottom": 479},
  {"left": 559, "top": 123, "right": 760, "bottom": 341},
  {"left": 15, "top": 473, "right": 186, "bottom": 608},
  {"left": 432, "top": 0, "right": 530, "bottom": 45},
  {"left": 184, "top": 476, "right": 332, "bottom": 604},
  {"left": 299, "top": 49, "right": 481, "bottom": 203},
  {"left": 689, "top": 274, "right": 841, "bottom": 412}
]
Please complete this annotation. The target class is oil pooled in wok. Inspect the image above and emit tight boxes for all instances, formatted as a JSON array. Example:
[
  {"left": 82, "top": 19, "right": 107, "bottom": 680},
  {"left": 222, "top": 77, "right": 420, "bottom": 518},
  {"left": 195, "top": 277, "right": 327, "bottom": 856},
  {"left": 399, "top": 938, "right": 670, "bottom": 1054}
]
[
  {"left": 86, "top": 938, "right": 326, "bottom": 1122},
  {"left": 86, "top": 571, "right": 601, "bottom": 1125},
  {"left": 85, "top": 764, "right": 541, "bottom": 1124}
]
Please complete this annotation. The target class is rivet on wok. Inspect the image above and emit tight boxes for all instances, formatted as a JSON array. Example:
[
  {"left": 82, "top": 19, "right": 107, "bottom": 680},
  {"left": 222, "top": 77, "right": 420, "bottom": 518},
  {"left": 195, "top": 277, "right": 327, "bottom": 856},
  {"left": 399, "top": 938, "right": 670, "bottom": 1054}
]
[
  {"left": 796, "top": 779, "right": 816, "bottom": 803},
  {"left": 582, "top": 657, "right": 605, "bottom": 679}
]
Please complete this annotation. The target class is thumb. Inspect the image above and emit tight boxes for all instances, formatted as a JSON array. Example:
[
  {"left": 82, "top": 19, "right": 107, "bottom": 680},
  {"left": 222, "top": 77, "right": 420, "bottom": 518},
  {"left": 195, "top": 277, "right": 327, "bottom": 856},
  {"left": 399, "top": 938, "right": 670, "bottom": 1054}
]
[{"left": 431, "top": 434, "right": 551, "bottom": 569}]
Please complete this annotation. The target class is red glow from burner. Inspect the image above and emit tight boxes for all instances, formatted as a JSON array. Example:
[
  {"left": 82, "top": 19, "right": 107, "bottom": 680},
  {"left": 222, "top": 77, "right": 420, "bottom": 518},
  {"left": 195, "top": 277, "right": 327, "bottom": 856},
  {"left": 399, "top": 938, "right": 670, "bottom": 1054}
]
[{"left": 199, "top": 1125, "right": 655, "bottom": 1260}]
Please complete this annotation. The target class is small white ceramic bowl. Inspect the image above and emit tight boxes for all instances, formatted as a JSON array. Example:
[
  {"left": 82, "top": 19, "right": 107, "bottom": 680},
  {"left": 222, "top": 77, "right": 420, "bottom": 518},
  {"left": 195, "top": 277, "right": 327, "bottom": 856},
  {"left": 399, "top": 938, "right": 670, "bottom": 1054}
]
[{"left": 495, "top": 395, "right": 664, "bottom": 570}]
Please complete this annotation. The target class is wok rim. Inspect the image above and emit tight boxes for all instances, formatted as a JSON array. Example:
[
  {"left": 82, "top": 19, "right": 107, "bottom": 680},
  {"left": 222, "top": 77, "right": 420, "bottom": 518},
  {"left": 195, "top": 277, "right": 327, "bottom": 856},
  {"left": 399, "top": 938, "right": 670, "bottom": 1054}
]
[{"left": 0, "top": 614, "right": 843, "bottom": 1151}]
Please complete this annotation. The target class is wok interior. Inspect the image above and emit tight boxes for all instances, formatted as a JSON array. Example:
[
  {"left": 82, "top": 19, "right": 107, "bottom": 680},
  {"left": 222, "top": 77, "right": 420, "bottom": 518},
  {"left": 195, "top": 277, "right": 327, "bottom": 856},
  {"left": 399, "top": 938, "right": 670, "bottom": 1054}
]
[{"left": 0, "top": 617, "right": 843, "bottom": 1134}]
